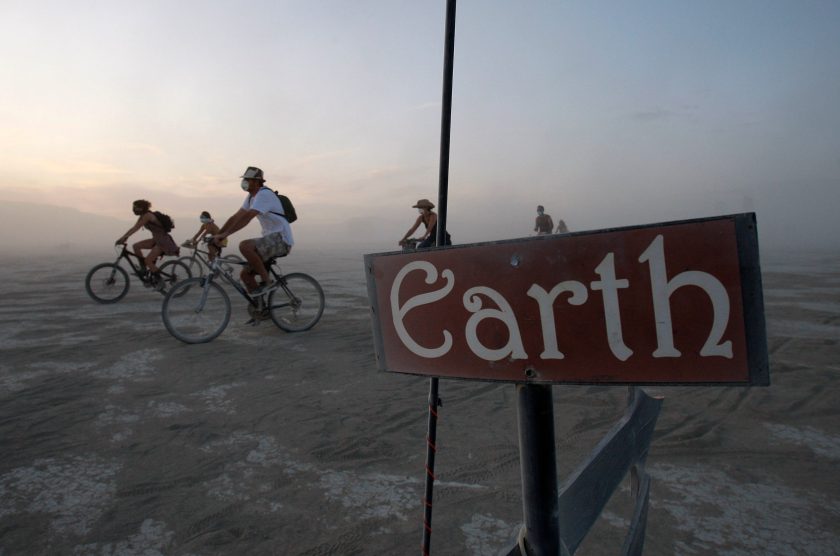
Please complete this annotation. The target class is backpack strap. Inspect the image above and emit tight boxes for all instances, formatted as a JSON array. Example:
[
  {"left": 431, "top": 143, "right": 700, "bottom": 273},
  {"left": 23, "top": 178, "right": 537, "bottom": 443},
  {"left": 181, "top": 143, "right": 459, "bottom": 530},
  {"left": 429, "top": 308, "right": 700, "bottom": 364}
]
[{"left": 260, "top": 187, "right": 288, "bottom": 220}]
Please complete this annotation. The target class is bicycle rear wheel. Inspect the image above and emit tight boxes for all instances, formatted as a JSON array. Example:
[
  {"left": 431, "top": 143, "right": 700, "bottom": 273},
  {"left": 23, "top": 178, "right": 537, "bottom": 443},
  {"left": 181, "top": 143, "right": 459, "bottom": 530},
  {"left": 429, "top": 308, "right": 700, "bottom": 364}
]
[
  {"left": 178, "top": 255, "right": 203, "bottom": 278},
  {"left": 162, "top": 277, "right": 231, "bottom": 343},
  {"left": 158, "top": 260, "right": 192, "bottom": 295},
  {"left": 268, "top": 273, "right": 325, "bottom": 332},
  {"left": 85, "top": 263, "right": 130, "bottom": 303}
]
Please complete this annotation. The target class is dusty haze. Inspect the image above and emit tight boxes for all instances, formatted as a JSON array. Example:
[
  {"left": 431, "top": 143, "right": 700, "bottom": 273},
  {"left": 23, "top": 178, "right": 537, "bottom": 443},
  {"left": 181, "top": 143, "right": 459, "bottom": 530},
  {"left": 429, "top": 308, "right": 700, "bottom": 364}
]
[
  {"left": 2, "top": 3, "right": 839, "bottom": 258},
  {"left": 2, "top": 188, "right": 837, "bottom": 258}
]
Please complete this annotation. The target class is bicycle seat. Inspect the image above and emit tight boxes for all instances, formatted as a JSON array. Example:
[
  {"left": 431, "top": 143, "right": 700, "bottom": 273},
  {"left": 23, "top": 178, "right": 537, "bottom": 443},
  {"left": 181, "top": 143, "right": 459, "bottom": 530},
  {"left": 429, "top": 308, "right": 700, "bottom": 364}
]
[{"left": 264, "top": 253, "right": 288, "bottom": 266}]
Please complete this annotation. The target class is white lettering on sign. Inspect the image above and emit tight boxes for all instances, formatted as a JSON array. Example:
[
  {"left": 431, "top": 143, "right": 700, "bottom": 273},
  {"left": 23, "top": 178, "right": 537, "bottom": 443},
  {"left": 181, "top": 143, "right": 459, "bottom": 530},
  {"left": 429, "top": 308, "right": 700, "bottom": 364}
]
[
  {"left": 639, "top": 235, "right": 733, "bottom": 358},
  {"left": 390, "top": 260, "right": 455, "bottom": 358},
  {"left": 590, "top": 253, "right": 634, "bottom": 361},
  {"left": 389, "top": 235, "right": 734, "bottom": 362},
  {"left": 463, "top": 286, "right": 527, "bottom": 361},
  {"left": 526, "top": 281, "right": 588, "bottom": 359}
]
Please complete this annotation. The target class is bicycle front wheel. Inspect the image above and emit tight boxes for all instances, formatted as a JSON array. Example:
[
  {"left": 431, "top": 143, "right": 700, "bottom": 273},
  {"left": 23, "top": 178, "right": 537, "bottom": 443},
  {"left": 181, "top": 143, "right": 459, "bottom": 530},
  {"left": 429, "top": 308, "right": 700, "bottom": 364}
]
[
  {"left": 268, "top": 273, "right": 325, "bottom": 332},
  {"left": 162, "top": 277, "right": 231, "bottom": 343},
  {"left": 158, "top": 260, "right": 193, "bottom": 295},
  {"left": 85, "top": 263, "right": 130, "bottom": 303}
]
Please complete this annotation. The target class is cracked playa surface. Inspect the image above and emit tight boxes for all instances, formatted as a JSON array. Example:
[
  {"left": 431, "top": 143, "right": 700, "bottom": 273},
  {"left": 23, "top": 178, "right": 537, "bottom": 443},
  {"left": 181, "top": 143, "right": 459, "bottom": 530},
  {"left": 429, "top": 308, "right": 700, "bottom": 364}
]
[{"left": 1, "top": 250, "right": 840, "bottom": 554}]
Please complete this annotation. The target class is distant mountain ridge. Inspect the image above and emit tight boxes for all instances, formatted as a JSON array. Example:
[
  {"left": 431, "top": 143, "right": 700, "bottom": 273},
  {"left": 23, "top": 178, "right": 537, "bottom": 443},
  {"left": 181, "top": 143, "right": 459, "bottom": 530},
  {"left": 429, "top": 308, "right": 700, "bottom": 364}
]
[{"left": 0, "top": 201, "right": 135, "bottom": 255}]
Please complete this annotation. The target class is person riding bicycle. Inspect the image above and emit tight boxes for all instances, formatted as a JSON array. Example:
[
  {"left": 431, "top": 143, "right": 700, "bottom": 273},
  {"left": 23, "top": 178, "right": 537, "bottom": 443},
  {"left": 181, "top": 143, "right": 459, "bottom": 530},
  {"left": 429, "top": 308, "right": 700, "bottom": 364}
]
[
  {"left": 185, "top": 211, "right": 226, "bottom": 261},
  {"left": 214, "top": 166, "right": 293, "bottom": 295},
  {"left": 115, "top": 199, "right": 180, "bottom": 282},
  {"left": 398, "top": 198, "right": 452, "bottom": 249}
]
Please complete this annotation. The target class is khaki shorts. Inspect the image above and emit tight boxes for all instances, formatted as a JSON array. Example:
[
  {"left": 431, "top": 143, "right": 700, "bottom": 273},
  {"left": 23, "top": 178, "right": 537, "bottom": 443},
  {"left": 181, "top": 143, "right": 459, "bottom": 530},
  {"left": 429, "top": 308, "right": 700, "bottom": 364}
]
[
  {"left": 254, "top": 231, "right": 290, "bottom": 261},
  {"left": 242, "top": 232, "right": 291, "bottom": 275}
]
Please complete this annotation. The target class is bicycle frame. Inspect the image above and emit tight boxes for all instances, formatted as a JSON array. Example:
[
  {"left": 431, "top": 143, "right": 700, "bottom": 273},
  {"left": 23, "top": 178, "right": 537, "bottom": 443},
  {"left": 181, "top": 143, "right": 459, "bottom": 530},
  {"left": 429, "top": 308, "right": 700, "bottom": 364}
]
[
  {"left": 199, "top": 257, "right": 296, "bottom": 313},
  {"left": 114, "top": 245, "right": 149, "bottom": 278},
  {"left": 401, "top": 238, "right": 419, "bottom": 251},
  {"left": 115, "top": 245, "right": 182, "bottom": 283},
  {"left": 182, "top": 245, "right": 225, "bottom": 271}
]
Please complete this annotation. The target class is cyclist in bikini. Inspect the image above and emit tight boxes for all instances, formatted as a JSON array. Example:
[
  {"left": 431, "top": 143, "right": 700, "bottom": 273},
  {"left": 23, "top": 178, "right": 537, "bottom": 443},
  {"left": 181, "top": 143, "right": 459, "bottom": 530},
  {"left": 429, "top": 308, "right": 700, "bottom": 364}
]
[
  {"left": 214, "top": 166, "right": 293, "bottom": 295},
  {"left": 185, "top": 211, "right": 226, "bottom": 261},
  {"left": 399, "top": 198, "right": 452, "bottom": 249},
  {"left": 115, "top": 199, "right": 180, "bottom": 282}
]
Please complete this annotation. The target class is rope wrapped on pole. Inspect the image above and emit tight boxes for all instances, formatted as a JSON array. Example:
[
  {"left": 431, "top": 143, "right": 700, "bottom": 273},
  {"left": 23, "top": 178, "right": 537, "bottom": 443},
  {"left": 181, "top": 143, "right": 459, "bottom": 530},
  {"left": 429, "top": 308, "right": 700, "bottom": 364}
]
[{"left": 421, "top": 380, "right": 441, "bottom": 555}]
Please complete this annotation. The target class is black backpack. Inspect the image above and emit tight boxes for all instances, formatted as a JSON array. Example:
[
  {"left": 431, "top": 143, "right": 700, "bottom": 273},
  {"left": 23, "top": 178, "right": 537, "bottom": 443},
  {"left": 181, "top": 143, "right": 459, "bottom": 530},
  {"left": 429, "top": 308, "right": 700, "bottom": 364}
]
[
  {"left": 264, "top": 188, "right": 298, "bottom": 223},
  {"left": 153, "top": 210, "right": 175, "bottom": 232}
]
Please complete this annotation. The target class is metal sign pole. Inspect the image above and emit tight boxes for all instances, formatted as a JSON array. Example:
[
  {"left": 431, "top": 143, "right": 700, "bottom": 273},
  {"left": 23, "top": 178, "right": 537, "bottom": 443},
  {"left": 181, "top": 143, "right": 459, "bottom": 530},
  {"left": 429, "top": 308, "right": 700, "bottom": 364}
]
[
  {"left": 435, "top": 0, "right": 456, "bottom": 247},
  {"left": 422, "top": 1, "right": 456, "bottom": 555},
  {"left": 516, "top": 384, "right": 561, "bottom": 555}
]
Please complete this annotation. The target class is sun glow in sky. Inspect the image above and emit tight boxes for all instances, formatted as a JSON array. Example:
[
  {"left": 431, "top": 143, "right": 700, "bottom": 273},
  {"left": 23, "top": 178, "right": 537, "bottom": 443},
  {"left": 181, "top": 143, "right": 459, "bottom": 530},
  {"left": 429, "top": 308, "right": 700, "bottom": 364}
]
[{"left": 1, "top": 0, "right": 839, "bottom": 250}]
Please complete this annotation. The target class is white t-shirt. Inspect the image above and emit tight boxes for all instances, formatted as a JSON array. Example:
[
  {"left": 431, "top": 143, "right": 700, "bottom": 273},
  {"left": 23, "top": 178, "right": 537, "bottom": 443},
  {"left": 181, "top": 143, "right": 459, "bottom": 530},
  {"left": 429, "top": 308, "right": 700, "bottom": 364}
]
[{"left": 242, "top": 188, "right": 295, "bottom": 246}]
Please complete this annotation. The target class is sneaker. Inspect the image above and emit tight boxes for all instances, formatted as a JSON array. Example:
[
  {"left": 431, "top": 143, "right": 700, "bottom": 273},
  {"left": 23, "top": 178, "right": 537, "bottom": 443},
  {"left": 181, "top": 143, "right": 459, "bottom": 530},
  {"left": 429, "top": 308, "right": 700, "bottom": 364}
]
[
  {"left": 243, "top": 313, "right": 268, "bottom": 326},
  {"left": 150, "top": 272, "right": 164, "bottom": 291},
  {"left": 246, "top": 301, "right": 270, "bottom": 324}
]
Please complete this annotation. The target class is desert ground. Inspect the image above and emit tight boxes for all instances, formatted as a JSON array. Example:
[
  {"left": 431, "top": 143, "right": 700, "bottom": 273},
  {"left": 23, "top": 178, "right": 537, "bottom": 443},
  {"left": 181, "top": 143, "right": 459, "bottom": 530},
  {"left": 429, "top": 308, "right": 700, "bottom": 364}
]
[{"left": 1, "top": 246, "right": 839, "bottom": 555}]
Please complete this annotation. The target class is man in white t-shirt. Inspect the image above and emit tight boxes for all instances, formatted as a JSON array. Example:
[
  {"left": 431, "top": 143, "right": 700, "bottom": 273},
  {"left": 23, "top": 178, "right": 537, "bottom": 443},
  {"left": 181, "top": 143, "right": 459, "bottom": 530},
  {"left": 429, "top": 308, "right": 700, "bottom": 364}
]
[{"left": 215, "top": 166, "right": 294, "bottom": 295}]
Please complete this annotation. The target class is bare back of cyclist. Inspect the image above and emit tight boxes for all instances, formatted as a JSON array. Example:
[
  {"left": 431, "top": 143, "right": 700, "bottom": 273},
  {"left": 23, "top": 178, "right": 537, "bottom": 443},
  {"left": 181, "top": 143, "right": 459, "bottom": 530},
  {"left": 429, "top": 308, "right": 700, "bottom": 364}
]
[{"left": 115, "top": 199, "right": 179, "bottom": 275}]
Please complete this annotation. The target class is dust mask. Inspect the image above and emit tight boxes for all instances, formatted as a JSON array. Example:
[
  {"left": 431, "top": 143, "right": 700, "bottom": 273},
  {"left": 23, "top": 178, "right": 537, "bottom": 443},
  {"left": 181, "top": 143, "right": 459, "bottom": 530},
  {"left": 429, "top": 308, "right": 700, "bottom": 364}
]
[{"left": 241, "top": 179, "right": 250, "bottom": 191}]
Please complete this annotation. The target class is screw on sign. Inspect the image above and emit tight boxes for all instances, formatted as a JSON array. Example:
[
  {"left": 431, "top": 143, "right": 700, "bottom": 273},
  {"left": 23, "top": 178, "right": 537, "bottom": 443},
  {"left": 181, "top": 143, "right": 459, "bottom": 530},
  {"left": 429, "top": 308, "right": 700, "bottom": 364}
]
[{"left": 366, "top": 214, "right": 768, "bottom": 386}]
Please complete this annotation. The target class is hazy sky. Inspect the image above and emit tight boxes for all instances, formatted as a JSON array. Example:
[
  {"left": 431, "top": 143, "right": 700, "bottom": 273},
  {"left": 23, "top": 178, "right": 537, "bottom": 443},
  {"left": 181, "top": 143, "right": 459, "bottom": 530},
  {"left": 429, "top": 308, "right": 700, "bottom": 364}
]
[{"left": 1, "top": 1, "right": 838, "bottom": 250}]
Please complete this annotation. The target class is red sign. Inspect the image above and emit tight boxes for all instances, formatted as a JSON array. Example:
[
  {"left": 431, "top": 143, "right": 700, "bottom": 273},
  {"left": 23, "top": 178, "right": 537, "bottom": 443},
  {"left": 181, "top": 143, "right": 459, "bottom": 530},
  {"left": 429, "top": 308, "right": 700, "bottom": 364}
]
[{"left": 365, "top": 214, "right": 768, "bottom": 385}]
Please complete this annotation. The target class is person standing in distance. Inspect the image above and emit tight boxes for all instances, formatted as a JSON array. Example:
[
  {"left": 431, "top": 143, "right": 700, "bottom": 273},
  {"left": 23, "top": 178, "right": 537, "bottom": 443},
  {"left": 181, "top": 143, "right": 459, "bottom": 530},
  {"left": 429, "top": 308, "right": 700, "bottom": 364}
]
[
  {"left": 534, "top": 205, "right": 554, "bottom": 235},
  {"left": 214, "top": 166, "right": 294, "bottom": 295}
]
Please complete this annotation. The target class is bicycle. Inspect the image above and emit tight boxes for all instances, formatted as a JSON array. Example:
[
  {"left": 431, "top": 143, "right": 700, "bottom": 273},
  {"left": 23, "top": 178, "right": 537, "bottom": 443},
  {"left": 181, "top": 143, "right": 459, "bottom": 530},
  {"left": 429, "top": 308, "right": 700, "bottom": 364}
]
[
  {"left": 400, "top": 238, "right": 419, "bottom": 251},
  {"left": 178, "top": 240, "right": 244, "bottom": 278},
  {"left": 400, "top": 235, "right": 451, "bottom": 251},
  {"left": 161, "top": 246, "right": 325, "bottom": 344},
  {"left": 85, "top": 245, "right": 192, "bottom": 304}
]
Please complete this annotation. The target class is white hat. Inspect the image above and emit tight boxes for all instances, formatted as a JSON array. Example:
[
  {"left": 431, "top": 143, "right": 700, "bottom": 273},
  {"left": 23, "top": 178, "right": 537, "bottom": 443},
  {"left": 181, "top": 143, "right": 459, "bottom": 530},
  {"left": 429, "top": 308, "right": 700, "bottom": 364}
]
[{"left": 241, "top": 166, "right": 265, "bottom": 181}]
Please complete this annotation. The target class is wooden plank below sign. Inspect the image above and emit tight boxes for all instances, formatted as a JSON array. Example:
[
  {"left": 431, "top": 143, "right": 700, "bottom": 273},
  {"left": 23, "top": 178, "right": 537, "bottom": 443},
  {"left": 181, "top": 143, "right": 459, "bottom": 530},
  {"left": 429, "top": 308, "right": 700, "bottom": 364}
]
[{"left": 364, "top": 213, "right": 769, "bottom": 385}]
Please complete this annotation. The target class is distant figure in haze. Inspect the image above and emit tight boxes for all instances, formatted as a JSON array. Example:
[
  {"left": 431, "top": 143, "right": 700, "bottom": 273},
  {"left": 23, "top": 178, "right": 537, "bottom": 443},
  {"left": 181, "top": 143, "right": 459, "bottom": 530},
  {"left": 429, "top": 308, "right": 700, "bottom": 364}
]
[
  {"left": 115, "top": 199, "right": 180, "bottom": 277},
  {"left": 185, "top": 211, "right": 225, "bottom": 261},
  {"left": 214, "top": 166, "right": 294, "bottom": 295},
  {"left": 534, "top": 205, "right": 554, "bottom": 235},
  {"left": 555, "top": 216, "right": 569, "bottom": 233},
  {"left": 399, "top": 198, "right": 452, "bottom": 249}
]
